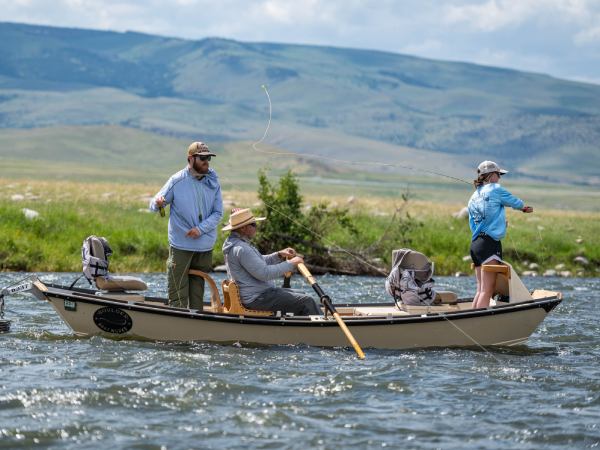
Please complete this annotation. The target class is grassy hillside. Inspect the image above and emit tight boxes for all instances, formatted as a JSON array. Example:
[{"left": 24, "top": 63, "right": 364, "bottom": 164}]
[{"left": 1, "top": 22, "right": 600, "bottom": 184}]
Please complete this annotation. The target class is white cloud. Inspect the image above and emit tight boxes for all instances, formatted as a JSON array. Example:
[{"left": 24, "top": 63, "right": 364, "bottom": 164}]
[
  {"left": 443, "top": 0, "right": 594, "bottom": 31},
  {"left": 575, "top": 24, "right": 600, "bottom": 45}
]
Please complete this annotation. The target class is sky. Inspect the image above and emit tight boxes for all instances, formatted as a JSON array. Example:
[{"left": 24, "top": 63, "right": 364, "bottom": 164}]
[{"left": 1, "top": 0, "right": 599, "bottom": 84}]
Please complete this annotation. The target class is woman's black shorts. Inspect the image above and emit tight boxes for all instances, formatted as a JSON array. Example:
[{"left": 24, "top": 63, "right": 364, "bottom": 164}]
[{"left": 470, "top": 234, "right": 502, "bottom": 267}]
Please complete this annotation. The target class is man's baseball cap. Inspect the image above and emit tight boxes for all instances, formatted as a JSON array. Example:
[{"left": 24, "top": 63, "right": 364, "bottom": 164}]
[{"left": 187, "top": 141, "right": 216, "bottom": 157}]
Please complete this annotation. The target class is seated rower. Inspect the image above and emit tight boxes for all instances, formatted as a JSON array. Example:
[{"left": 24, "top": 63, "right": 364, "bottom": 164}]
[{"left": 221, "top": 208, "right": 321, "bottom": 316}]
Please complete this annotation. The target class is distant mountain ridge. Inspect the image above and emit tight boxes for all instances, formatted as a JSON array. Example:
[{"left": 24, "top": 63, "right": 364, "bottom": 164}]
[{"left": 1, "top": 21, "right": 599, "bottom": 184}]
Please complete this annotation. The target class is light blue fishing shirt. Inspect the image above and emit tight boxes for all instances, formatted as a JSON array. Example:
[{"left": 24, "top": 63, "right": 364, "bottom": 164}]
[
  {"left": 150, "top": 167, "right": 223, "bottom": 252},
  {"left": 467, "top": 183, "right": 524, "bottom": 241}
]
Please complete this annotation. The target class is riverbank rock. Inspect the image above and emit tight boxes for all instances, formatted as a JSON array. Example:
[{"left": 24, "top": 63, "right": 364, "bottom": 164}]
[
  {"left": 454, "top": 272, "right": 468, "bottom": 277},
  {"left": 555, "top": 263, "right": 566, "bottom": 270},
  {"left": 576, "top": 237, "right": 583, "bottom": 244},
  {"left": 559, "top": 271, "right": 572, "bottom": 277},
  {"left": 522, "top": 271, "right": 538, "bottom": 277},
  {"left": 543, "top": 269, "right": 557, "bottom": 277},
  {"left": 462, "top": 255, "right": 471, "bottom": 262},
  {"left": 452, "top": 207, "right": 469, "bottom": 219},
  {"left": 528, "top": 262, "right": 539, "bottom": 270},
  {"left": 573, "top": 256, "right": 589, "bottom": 266},
  {"left": 22, "top": 208, "right": 39, "bottom": 220},
  {"left": 11, "top": 194, "right": 24, "bottom": 201}
]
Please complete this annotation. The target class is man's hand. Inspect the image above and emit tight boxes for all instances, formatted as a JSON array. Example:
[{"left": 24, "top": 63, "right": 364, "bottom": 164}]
[
  {"left": 522, "top": 206, "right": 533, "bottom": 213},
  {"left": 155, "top": 196, "right": 166, "bottom": 208},
  {"left": 288, "top": 256, "right": 304, "bottom": 266},
  {"left": 186, "top": 227, "right": 201, "bottom": 239},
  {"left": 278, "top": 247, "right": 297, "bottom": 259}
]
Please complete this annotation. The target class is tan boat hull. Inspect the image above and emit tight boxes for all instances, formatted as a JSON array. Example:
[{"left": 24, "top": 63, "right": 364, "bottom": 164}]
[{"left": 37, "top": 284, "right": 561, "bottom": 350}]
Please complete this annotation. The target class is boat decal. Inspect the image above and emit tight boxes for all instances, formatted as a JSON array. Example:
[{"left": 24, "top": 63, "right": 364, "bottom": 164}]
[{"left": 93, "top": 307, "right": 133, "bottom": 334}]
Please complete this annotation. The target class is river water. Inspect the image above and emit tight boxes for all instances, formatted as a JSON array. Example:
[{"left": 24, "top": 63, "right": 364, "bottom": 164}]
[{"left": 0, "top": 272, "right": 598, "bottom": 449}]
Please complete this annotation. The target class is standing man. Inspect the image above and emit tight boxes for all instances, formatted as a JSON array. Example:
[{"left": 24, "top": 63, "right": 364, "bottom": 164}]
[
  {"left": 222, "top": 208, "right": 321, "bottom": 316},
  {"left": 150, "top": 142, "right": 223, "bottom": 310}
]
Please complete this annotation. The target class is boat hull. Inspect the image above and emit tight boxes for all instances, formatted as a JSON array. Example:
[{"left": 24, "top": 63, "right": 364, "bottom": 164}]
[{"left": 36, "top": 283, "right": 562, "bottom": 350}]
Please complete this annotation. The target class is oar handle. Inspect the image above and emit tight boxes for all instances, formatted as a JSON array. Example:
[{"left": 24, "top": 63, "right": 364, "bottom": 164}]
[{"left": 297, "top": 263, "right": 316, "bottom": 284}]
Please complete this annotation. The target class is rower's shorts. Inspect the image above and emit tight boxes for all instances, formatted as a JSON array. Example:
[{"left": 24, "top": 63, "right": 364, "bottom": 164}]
[{"left": 470, "top": 233, "right": 502, "bottom": 267}]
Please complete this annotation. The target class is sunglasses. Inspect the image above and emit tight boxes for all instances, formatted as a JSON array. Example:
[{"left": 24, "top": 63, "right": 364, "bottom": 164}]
[
  {"left": 194, "top": 155, "right": 211, "bottom": 162},
  {"left": 248, "top": 222, "right": 257, "bottom": 228}
]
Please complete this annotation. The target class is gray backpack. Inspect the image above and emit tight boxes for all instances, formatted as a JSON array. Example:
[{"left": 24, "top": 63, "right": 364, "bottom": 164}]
[{"left": 385, "top": 249, "right": 436, "bottom": 306}]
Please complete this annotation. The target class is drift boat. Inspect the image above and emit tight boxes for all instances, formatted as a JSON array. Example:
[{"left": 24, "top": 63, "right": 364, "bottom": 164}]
[{"left": 6, "top": 261, "right": 562, "bottom": 351}]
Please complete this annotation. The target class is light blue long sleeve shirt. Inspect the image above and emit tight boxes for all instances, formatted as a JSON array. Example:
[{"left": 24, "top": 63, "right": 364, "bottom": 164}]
[
  {"left": 467, "top": 183, "right": 524, "bottom": 241},
  {"left": 150, "top": 167, "right": 223, "bottom": 252}
]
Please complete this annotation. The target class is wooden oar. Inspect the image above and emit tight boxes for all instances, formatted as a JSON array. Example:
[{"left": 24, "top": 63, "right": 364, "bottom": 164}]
[{"left": 297, "top": 263, "right": 365, "bottom": 360}]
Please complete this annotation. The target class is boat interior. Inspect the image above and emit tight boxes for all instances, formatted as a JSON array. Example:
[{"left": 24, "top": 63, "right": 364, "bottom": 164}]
[{"left": 37, "top": 262, "right": 561, "bottom": 320}]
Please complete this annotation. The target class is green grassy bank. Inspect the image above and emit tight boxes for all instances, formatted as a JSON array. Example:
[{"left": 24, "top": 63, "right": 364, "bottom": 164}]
[{"left": 1, "top": 179, "right": 598, "bottom": 276}]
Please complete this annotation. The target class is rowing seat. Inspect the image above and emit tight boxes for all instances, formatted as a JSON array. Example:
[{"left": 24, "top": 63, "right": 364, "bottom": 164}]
[{"left": 221, "top": 280, "right": 273, "bottom": 316}]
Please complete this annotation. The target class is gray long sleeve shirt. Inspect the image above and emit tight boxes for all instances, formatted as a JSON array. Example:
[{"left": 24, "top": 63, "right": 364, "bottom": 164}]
[{"left": 222, "top": 232, "right": 295, "bottom": 304}]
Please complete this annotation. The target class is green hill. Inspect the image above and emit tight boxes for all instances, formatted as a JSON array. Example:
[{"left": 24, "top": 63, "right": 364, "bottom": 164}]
[{"left": 1, "top": 22, "right": 599, "bottom": 185}]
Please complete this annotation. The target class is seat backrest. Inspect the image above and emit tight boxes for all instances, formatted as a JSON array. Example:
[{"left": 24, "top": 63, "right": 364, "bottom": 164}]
[
  {"left": 82, "top": 235, "right": 112, "bottom": 282},
  {"left": 81, "top": 235, "right": 147, "bottom": 291},
  {"left": 221, "top": 280, "right": 272, "bottom": 316},
  {"left": 391, "top": 248, "right": 433, "bottom": 282}
]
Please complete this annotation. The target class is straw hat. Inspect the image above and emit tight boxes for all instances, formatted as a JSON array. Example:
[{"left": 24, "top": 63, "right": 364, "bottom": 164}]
[{"left": 222, "top": 208, "right": 266, "bottom": 231}]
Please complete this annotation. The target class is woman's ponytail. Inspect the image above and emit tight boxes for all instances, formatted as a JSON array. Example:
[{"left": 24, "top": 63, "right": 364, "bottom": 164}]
[{"left": 473, "top": 172, "right": 494, "bottom": 189}]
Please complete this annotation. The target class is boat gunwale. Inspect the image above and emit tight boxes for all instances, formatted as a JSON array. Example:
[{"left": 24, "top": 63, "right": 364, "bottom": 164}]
[{"left": 39, "top": 282, "right": 563, "bottom": 327}]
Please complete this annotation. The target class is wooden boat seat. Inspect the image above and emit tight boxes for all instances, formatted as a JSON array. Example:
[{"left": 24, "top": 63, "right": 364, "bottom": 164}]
[
  {"left": 221, "top": 280, "right": 273, "bottom": 317},
  {"left": 482, "top": 264, "right": 510, "bottom": 277}
]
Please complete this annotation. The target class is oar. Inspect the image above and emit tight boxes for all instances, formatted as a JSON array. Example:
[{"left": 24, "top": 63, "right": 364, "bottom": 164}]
[{"left": 297, "top": 263, "right": 365, "bottom": 360}]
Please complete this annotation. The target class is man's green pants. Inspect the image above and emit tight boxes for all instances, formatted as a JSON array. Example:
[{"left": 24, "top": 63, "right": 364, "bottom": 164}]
[{"left": 167, "top": 247, "right": 213, "bottom": 310}]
